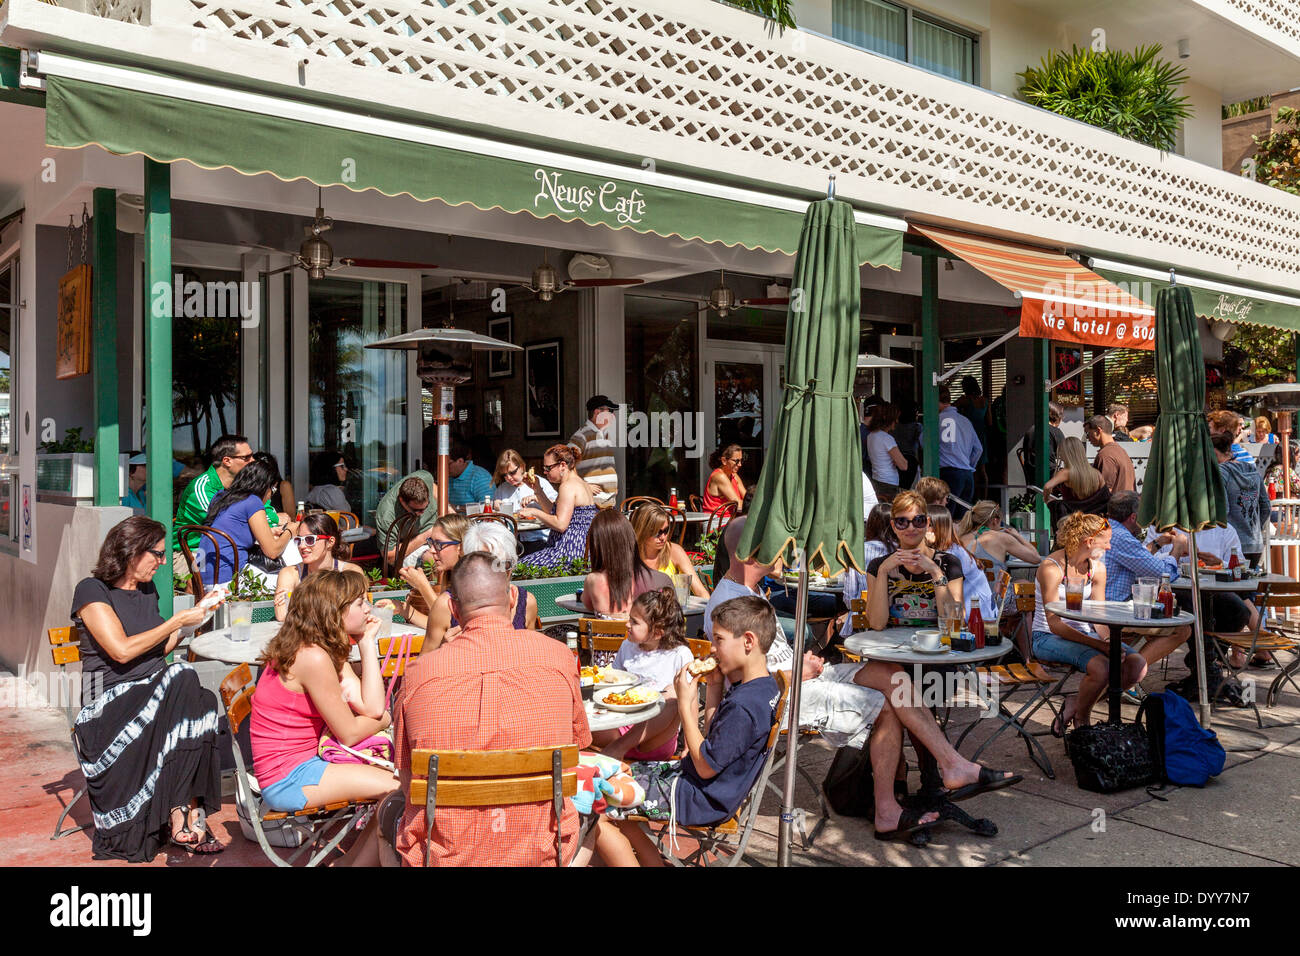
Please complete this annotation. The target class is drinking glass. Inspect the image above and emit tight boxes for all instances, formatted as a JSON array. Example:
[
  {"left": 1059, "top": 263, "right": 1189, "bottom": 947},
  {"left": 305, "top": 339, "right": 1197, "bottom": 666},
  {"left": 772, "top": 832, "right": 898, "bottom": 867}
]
[
  {"left": 671, "top": 573, "right": 691, "bottom": 605},
  {"left": 230, "top": 601, "right": 253, "bottom": 643},
  {"left": 1131, "top": 582, "right": 1154, "bottom": 620},
  {"left": 373, "top": 604, "right": 394, "bottom": 642},
  {"left": 466, "top": 503, "right": 484, "bottom": 516},
  {"left": 1064, "top": 575, "right": 1085, "bottom": 611}
]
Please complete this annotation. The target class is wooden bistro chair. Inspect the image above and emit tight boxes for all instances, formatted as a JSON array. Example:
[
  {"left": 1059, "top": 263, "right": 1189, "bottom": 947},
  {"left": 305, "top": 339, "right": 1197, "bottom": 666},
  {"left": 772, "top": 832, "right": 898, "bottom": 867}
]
[
  {"left": 703, "top": 502, "right": 737, "bottom": 538},
  {"left": 619, "top": 495, "right": 665, "bottom": 518},
  {"left": 687, "top": 637, "right": 713, "bottom": 660},
  {"left": 407, "top": 745, "right": 587, "bottom": 867},
  {"left": 325, "top": 510, "right": 360, "bottom": 558},
  {"left": 954, "top": 578, "right": 1069, "bottom": 778},
  {"left": 47, "top": 626, "right": 91, "bottom": 840},
  {"left": 1209, "top": 579, "right": 1300, "bottom": 725},
  {"left": 468, "top": 512, "right": 518, "bottom": 537},
  {"left": 219, "top": 663, "right": 379, "bottom": 866},
  {"left": 380, "top": 510, "right": 421, "bottom": 582},
  {"left": 578, "top": 617, "right": 627, "bottom": 668},
  {"left": 175, "top": 525, "right": 240, "bottom": 602},
  {"left": 630, "top": 670, "right": 790, "bottom": 867}
]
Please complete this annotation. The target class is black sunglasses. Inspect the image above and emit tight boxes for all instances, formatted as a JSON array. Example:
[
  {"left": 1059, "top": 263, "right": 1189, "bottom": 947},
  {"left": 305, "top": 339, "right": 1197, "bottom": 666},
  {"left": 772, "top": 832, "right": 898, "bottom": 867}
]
[
  {"left": 146, "top": 547, "right": 167, "bottom": 561},
  {"left": 892, "top": 515, "right": 929, "bottom": 530}
]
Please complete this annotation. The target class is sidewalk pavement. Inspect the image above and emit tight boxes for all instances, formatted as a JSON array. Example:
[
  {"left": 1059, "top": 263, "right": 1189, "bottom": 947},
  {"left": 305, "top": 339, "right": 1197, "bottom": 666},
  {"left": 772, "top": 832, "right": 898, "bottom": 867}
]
[{"left": 2, "top": 655, "right": 1297, "bottom": 867}]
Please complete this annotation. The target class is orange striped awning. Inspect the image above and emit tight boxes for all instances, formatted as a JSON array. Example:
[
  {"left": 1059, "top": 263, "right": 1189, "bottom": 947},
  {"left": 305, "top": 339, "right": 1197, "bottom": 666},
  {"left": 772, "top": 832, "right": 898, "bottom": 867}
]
[{"left": 913, "top": 224, "right": 1157, "bottom": 351}]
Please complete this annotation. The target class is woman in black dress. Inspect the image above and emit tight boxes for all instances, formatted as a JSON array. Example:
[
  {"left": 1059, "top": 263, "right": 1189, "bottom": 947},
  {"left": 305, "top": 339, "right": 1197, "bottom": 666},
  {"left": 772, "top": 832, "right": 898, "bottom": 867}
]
[{"left": 71, "top": 515, "right": 226, "bottom": 860}]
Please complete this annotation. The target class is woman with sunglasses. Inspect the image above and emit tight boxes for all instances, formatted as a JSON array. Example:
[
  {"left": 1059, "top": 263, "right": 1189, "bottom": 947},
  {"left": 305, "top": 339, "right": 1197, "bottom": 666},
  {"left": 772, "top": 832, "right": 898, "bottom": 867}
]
[
  {"left": 273, "top": 513, "right": 363, "bottom": 621},
  {"left": 392, "top": 513, "right": 470, "bottom": 648},
  {"left": 629, "top": 502, "right": 710, "bottom": 598},
  {"left": 864, "top": 490, "right": 963, "bottom": 631},
  {"left": 702, "top": 443, "right": 747, "bottom": 513},
  {"left": 517, "top": 444, "right": 598, "bottom": 570},
  {"left": 70, "top": 516, "right": 226, "bottom": 860},
  {"left": 492, "top": 449, "right": 556, "bottom": 556}
]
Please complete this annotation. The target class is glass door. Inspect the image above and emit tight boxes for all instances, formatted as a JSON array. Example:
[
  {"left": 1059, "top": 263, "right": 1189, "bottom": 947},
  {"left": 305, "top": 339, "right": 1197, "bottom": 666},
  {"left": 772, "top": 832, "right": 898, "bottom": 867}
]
[
  {"left": 878, "top": 334, "right": 923, "bottom": 404},
  {"left": 702, "top": 347, "right": 782, "bottom": 493}
]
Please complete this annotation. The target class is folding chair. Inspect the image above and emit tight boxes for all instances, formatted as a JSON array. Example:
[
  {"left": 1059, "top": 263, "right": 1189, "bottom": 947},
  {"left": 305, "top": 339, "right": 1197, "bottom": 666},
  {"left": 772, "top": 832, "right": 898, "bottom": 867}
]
[
  {"left": 954, "top": 579, "right": 1070, "bottom": 778},
  {"left": 767, "top": 723, "right": 831, "bottom": 849},
  {"left": 380, "top": 510, "right": 420, "bottom": 582},
  {"left": 630, "top": 671, "right": 790, "bottom": 867},
  {"left": 687, "top": 637, "right": 712, "bottom": 660},
  {"left": 218, "top": 663, "right": 380, "bottom": 866},
  {"left": 407, "top": 745, "right": 587, "bottom": 866},
  {"left": 47, "top": 627, "right": 91, "bottom": 840},
  {"left": 578, "top": 617, "right": 627, "bottom": 668},
  {"left": 1208, "top": 580, "right": 1300, "bottom": 725}
]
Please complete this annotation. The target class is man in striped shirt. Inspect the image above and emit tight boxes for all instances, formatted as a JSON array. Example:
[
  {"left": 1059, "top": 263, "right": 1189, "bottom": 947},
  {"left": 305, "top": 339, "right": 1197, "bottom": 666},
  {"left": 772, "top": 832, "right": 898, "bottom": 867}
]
[{"left": 568, "top": 394, "right": 619, "bottom": 502}]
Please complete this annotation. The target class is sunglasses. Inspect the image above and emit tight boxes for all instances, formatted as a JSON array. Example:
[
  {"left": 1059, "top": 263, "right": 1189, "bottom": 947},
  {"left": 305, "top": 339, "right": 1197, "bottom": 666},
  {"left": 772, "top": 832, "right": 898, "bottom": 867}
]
[
  {"left": 146, "top": 547, "right": 167, "bottom": 562},
  {"left": 542, "top": 461, "right": 564, "bottom": 474},
  {"left": 227, "top": 453, "right": 255, "bottom": 463},
  {"left": 892, "top": 515, "right": 930, "bottom": 530},
  {"left": 293, "top": 534, "right": 332, "bottom": 548},
  {"left": 428, "top": 539, "right": 461, "bottom": 554},
  {"left": 654, "top": 526, "right": 671, "bottom": 539}
]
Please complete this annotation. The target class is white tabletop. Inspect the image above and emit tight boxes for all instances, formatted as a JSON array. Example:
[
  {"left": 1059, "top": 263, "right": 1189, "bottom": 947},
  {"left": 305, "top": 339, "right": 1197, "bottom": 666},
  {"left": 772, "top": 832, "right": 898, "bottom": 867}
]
[
  {"left": 188, "top": 621, "right": 424, "bottom": 665},
  {"left": 842, "top": 628, "right": 1011, "bottom": 665},
  {"left": 1005, "top": 558, "right": 1041, "bottom": 571},
  {"left": 584, "top": 698, "right": 665, "bottom": 733},
  {"left": 340, "top": 527, "right": 374, "bottom": 543},
  {"left": 1172, "top": 572, "right": 1292, "bottom": 591},
  {"left": 1044, "top": 599, "right": 1195, "bottom": 629},
  {"left": 554, "top": 593, "right": 710, "bottom": 616}
]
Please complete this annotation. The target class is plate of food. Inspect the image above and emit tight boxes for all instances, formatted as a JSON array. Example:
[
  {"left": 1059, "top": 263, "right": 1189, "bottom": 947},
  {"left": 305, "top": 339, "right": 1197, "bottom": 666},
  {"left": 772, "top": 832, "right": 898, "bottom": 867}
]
[
  {"left": 595, "top": 687, "right": 661, "bottom": 712},
  {"left": 579, "top": 666, "right": 639, "bottom": 690}
]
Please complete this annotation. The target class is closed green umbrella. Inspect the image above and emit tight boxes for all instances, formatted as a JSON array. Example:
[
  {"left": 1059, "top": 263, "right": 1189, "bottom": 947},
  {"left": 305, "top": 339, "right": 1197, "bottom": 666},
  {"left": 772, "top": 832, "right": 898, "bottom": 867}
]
[
  {"left": 734, "top": 196, "right": 863, "bottom": 866},
  {"left": 1137, "top": 283, "right": 1226, "bottom": 725}
]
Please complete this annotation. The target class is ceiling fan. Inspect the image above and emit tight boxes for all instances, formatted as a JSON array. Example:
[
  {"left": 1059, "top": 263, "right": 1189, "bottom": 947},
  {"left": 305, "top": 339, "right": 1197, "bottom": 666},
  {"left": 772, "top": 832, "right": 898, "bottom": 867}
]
[
  {"left": 708, "top": 271, "right": 791, "bottom": 316},
  {"left": 243, "top": 187, "right": 441, "bottom": 278},
  {"left": 521, "top": 252, "right": 644, "bottom": 301}
]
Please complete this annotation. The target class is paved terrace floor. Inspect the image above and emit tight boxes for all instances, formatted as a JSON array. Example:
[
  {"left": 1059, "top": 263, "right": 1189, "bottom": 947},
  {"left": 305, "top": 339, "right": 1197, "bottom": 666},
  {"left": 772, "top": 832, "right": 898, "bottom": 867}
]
[{"left": 2, "top": 655, "right": 1297, "bottom": 867}]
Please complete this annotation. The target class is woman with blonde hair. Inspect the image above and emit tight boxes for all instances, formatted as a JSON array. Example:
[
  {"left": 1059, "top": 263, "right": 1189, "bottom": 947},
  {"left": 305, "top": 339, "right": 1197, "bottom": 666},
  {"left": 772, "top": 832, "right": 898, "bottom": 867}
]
[
  {"left": 957, "top": 500, "right": 1041, "bottom": 575},
  {"left": 1253, "top": 415, "right": 1277, "bottom": 444},
  {"left": 630, "top": 503, "right": 709, "bottom": 598},
  {"left": 1031, "top": 512, "right": 1139, "bottom": 734},
  {"left": 250, "top": 570, "right": 396, "bottom": 865},
  {"left": 1043, "top": 436, "right": 1106, "bottom": 501},
  {"left": 391, "top": 512, "right": 470, "bottom": 647},
  {"left": 492, "top": 449, "right": 556, "bottom": 555}
]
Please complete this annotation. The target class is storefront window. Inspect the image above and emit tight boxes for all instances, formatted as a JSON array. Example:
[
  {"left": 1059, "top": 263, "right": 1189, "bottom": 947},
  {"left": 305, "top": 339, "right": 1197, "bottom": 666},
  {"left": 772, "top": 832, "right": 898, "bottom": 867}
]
[
  {"left": 624, "top": 296, "right": 700, "bottom": 499},
  {"left": 308, "top": 278, "right": 407, "bottom": 523},
  {"left": 170, "top": 267, "right": 243, "bottom": 466}
]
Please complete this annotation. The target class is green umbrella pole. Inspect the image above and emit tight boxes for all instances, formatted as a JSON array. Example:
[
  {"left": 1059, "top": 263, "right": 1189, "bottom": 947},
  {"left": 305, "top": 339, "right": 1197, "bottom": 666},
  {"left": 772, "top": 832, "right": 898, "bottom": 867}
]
[
  {"left": 777, "top": 553, "right": 809, "bottom": 868},
  {"left": 1187, "top": 530, "right": 1212, "bottom": 726}
]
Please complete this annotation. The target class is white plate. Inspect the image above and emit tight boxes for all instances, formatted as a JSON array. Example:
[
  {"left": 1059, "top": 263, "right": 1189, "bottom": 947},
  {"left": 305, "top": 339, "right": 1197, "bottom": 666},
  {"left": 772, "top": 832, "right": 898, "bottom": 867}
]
[
  {"left": 594, "top": 688, "right": 661, "bottom": 712},
  {"left": 582, "top": 668, "right": 640, "bottom": 690},
  {"left": 909, "top": 643, "right": 950, "bottom": 655}
]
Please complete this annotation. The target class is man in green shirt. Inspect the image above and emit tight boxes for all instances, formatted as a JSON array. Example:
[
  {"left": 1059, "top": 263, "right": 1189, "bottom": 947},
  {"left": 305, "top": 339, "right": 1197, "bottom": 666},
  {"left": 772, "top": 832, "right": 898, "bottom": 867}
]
[
  {"left": 174, "top": 434, "right": 278, "bottom": 567},
  {"left": 375, "top": 470, "right": 439, "bottom": 564}
]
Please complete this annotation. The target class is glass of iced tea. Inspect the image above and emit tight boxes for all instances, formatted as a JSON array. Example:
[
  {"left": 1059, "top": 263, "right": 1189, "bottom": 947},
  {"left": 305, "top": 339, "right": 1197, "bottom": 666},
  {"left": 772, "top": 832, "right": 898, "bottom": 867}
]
[{"left": 1064, "top": 574, "right": 1085, "bottom": 611}]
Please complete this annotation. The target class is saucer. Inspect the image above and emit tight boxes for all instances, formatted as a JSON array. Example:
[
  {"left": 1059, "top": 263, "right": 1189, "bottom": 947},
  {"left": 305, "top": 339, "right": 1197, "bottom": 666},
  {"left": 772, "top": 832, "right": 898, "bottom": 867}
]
[{"left": 910, "top": 643, "right": 950, "bottom": 655}]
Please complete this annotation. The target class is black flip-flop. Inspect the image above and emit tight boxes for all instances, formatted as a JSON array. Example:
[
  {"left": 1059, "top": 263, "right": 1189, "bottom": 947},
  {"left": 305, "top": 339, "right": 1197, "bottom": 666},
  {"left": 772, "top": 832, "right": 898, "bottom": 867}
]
[
  {"left": 173, "top": 807, "right": 225, "bottom": 855},
  {"left": 874, "top": 807, "right": 939, "bottom": 842},
  {"left": 945, "top": 767, "right": 1022, "bottom": 803}
]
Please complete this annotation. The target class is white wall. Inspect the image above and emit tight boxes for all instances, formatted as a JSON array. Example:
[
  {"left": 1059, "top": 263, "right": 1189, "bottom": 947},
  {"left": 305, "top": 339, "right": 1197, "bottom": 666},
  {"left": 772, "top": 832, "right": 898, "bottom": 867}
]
[{"left": 1179, "top": 79, "right": 1224, "bottom": 167}]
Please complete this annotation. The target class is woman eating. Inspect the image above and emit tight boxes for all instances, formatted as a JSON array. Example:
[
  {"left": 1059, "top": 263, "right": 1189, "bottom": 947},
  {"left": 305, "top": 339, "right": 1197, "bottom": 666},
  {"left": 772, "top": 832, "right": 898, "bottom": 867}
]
[
  {"left": 250, "top": 570, "right": 396, "bottom": 865},
  {"left": 198, "top": 457, "right": 299, "bottom": 586},
  {"left": 630, "top": 502, "right": 709, "bottom": 598},
  {"left": 70, "top": 516, "right": 225, "bottom": 860},
  {"left": 392, "top": 513, "right": 469, "bottom": 647},
  {"left": 273, "top": 512, "right": 363, "bottom": 621},
  {"left": 701, "top": 443, "right": 747, "bottom": 513},
  {"left": 517, "top": 444, "right": 597, "bottom": 569},
  {"left": 582, "top": 509, "right": 672, "bottom": 618},
  {"left": 492, "top": 448, "right": 557, "bottom": 556},
  {"left": 1032, "top": 512, "right": 1140, "bottom": 734}
]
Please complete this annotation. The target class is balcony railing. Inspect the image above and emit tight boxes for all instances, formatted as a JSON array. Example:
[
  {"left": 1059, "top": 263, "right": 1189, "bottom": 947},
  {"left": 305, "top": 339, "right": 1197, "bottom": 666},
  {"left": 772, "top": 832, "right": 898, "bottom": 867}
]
[
  {"left": 9, "top": 0, "right": 1300, "bottom": 292},
  {"left": 1202, "top": 0, "right": 1300, "bottom": 53}
]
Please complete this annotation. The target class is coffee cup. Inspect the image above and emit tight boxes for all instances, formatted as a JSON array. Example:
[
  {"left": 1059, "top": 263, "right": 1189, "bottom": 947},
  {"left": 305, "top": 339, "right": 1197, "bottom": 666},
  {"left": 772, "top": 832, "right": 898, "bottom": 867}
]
[{"left": 912, "top": 629, "right": 942, "bottom": 652}]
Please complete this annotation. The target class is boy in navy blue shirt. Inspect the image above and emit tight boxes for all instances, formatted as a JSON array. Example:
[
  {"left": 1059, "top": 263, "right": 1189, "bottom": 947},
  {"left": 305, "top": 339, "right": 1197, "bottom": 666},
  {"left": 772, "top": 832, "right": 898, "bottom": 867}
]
[{"left": 596, "top": 596, "right": 780, "bottom": 866}]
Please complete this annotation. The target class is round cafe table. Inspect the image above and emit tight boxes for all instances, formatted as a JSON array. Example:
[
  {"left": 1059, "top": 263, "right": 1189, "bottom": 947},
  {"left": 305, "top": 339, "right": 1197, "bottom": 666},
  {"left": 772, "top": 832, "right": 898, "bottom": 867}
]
[
  {"left": 1045, "top": 599, "right": 1195, "bottom": 724},
  {"left": 843, "top": 627, "right": 1011, "bottom": 667},
  {"left": 188, "top": 621, "right": 424, "bottom": 666},
  {"left": 584, "top": 698, "right": 665, "bottom": 733},
  {"left": 554, "top": 593, "right": 709, "bottom": 616}
]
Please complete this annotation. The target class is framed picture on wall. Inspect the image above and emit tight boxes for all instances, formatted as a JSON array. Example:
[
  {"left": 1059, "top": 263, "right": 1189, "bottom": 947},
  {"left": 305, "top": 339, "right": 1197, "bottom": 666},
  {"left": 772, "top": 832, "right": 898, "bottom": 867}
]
[
  {"left": 1052, "top": 344, "right": 1083, "bottom": 404},
  {"left": 56, "top": 264, "right": 92, "bottom": 380},
  {"left": 487, "top": 315, "right": 513, "bottom": 378},
  {"left": 483, "top": 388, "right": 504, "bottom": 435},
  {"left": 525, "top": 339, "right": 563, "bottom": 438}
]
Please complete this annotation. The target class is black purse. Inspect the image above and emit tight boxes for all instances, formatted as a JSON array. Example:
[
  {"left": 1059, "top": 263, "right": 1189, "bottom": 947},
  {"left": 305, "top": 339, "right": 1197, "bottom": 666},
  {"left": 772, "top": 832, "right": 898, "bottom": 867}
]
[
  {"left": 822, "top": 745, "right": 877, "bottom": 819},
  {"left": 1064, "top": 706, "right": 1157, "bottom": 793}
]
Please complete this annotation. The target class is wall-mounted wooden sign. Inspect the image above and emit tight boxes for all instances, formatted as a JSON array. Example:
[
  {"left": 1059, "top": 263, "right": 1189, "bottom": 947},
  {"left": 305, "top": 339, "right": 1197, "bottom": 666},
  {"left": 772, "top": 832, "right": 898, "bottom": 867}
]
[{"left": 56, "top": 264, "right": 92, "bottom": 380}]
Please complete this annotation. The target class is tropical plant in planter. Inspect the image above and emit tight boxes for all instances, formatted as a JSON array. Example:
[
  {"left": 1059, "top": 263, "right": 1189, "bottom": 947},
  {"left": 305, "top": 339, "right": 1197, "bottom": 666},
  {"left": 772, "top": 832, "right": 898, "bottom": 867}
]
[
  {"left": 1017, "top": 45, "right": 1191, "bottom": 151},
  {"left": 1249, "top": 106, "right": 1300, "bottom": 196},
  {"left": 173, "top": 570, "right": 193, "bottom": 596},
  {"left": 226, "top": 566, "right": 276, "bottom": 601},
  {"left": 511, "top": 557, "right": 590, "bottom": 581}
]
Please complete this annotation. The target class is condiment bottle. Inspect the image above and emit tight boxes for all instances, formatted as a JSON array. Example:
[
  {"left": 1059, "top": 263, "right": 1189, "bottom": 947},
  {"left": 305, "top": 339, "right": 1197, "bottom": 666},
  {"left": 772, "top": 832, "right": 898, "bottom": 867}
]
[
  {"left": 968, "top": 598, "right": 986, "bottom": 649},
  {"left": 1157, "top": 574, "right": 1175, "bottom": 618}
]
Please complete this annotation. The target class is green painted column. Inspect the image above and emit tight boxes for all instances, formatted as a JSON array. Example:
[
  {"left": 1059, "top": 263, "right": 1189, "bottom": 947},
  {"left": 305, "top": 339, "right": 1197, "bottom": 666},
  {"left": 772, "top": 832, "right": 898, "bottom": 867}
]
[
  {"left": 1034, "top": 338, "right": 1051, "bottom": 536},
  {"left": 91, "top": 188, "right": 118, "bottom": 507},
  {"left": 920, "top": 254, "right": 940, "bottom": 477},
  {"left": 144, "top": 160, "right": 173, "bottom": 614}
]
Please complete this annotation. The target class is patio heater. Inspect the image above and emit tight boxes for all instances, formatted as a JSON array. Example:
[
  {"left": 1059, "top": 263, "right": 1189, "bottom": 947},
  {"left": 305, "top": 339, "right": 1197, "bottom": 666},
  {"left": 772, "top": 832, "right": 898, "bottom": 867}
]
[{"left": 366, "top": 320, "right": 519, "bottom": 517}]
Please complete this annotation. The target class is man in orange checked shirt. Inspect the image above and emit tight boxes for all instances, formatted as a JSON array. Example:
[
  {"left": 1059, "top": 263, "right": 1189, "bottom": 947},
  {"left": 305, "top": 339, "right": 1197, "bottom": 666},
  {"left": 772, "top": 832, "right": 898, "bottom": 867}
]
[{"left": 392, "top": 552, "right": 592, "bottom": 866}]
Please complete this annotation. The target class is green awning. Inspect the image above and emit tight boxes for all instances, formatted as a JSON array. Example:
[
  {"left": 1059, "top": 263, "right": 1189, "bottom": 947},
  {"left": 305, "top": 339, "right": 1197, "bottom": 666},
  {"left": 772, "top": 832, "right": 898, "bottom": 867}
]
[
  {"left": 44, "top": 72, "right": 904, "bottom": 269},
  {"left": 1095, "top": 267, "right": 1300, "bottom": 333},
  {"left": 0, "top": 47, "right": 45, "bottom": 108}
]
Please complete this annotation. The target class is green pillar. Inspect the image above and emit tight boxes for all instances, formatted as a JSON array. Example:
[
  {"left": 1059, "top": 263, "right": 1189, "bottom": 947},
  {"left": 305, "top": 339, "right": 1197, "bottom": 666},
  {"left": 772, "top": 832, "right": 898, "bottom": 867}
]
[
  {"left": 144, "top": 160, "right": 173, "bottom": 614},
  {"left": 1294, "top": 333, "right": 1299, "bottom": 382},
  {"left": 920, "top": 254, "right": 940, "bottom": 478},
  {"left": 92, "top": 188, "right": 118, "bottom": 507},
  {"left": 1034, "top": 338, "right": 1051, "bottom": 536}
]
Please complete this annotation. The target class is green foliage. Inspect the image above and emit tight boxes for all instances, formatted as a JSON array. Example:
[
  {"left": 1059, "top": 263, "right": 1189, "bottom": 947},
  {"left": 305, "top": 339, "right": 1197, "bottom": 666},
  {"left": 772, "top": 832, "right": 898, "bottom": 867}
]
[
  {"left": 1224, "top": 329, "right": 1296, "bottom": 394},
  {"left": 227, "top": 566, "right": 275, "bottom": 601},
  {"left": 726, "top": 0, "right": 795, "bottom": 30},
  {"left": 40, "top": 427, "right": 94, "bottom": 453},
  {"left": 1009, "top": 491, "right": 1037, "bottom": 514},
  {"left": 512, "top": 557, "right": 590, "bottom": 580},
  {"left": 696, "top": 528, "right": 724, "bottom": 565},
  {"left": 1017, "top": 45, "right": 1191, "bottom": 151},
  {"left": 1223, "top": 95, "right": 1271, "bottom": 120},
  {"left": 173, "top": 570, "right": 192, "bottom": 596},
  {"left": 1249, "top": 106, "right": 1300, "bottom": 196}
]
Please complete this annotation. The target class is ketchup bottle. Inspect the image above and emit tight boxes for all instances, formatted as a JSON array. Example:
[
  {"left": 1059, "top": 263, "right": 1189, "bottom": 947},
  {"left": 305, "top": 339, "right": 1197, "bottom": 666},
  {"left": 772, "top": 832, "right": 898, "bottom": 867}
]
[
  {"left": 1157, "top": 574, "right": 1175, "bottom": 618},
  {"left": 1268, "top": 477, "right": 1278, "bottom": 501},
  {"left": 669, "top": 487, "right": 679, "bottom": 510},
  {"left": 968, "top": 599, "right": 986, "bottom": 649}
]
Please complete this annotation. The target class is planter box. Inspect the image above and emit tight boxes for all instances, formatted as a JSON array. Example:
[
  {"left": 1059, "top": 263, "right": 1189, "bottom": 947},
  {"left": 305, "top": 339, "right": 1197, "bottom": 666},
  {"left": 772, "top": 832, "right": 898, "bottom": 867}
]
[
  {"left": 36, "top": 452, "right": 128, "bottom": 502},
  {"left": 513, "top": 574, "right": 586, "bottom": 622}
]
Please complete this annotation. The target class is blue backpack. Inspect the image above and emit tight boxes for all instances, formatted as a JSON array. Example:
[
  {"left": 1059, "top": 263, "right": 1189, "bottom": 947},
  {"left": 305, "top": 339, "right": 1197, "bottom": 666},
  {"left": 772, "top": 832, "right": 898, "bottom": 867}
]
[{"left": 1142, "top": 691, "right": 1226, "bottom": 787}]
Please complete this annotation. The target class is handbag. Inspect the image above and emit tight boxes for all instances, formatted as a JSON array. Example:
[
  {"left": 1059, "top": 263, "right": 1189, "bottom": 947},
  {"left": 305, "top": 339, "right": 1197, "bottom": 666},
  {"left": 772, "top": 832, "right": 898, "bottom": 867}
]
[
  {"left": 1064, "top": 708, "right": 1157, "bottom": 793},
  {"left": 316, "top": 631, "right": 413, "bottom": 773},
  {"left": 821, "top": 745, "right": 877, "bottom": 819}
]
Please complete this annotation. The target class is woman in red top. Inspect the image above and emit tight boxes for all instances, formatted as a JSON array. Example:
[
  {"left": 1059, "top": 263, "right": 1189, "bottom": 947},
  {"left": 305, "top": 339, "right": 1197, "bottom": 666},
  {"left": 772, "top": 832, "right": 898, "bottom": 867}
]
[
  {"left": 702, "top": 443, "right": 746, "bottom": 513},
  {"left": 250, "top": 570, "right": 396, "bottom": 865}
]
